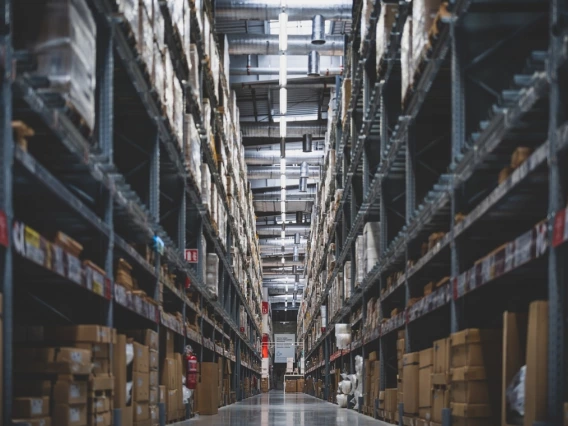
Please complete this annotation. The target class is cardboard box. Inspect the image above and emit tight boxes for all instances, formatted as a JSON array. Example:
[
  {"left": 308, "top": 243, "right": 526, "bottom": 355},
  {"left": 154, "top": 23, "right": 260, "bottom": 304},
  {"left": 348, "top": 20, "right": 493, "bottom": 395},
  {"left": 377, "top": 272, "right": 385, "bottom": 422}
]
[
  {"left": 12, "top": 418, "right": 51, "bottom": 426},
  {"left": 13, "top": 397, "right": 50, "bottom": 418},
  {"left": 53, "top": 377, "right": 88, "bottom": 405},
  {"left": 167, "top": 390, "right": 178, "bottom": 420},
  {"left": 433, "top": 337, "right": 450, "bottom": 380},
  {"left": 450, "top": 402, "right": 492, "bottom": 418},
  {"left": 89, "top": 375, "right": 114, "bottom": 392},
  {"left": 431, "top": 388, "right": 449, "bottom": 423},
  {"left": 92, "top": 359, "right": 111, "bottom": 375},
  {"left": 451, "top": 379, "right": 490, "bottom": 404},
  {"left": 403, "top": 352, "right": 419, "bottom": 414},
  {"left": 15, "top": 347, "right": 92, "bottom": 375},
  {"left": 385, "top": 388, "right": 398, "bottom": 413},
  {"left": 89, "top": 411, "right": 112, "bottom": 426},
  {"left": 74, "top": 343, "right": 111, "bottom": 359},
  {"left": 450, "top": 329, "right": 501, "bottom": 369},
  {"left": 285, "top": 380, "right": 297, "bottom": 393},
  {"left": 124, "top": 329, "right": 158, "bottom": 351},
  {"left": 133, "top": 421, "right": 152, "bottom": 426},
  {"left": 524, "top": 301, "right": 548, "bottom": 426},
  {"left": 419, "top": 349, "right": 433, "bottom": 416},
  {"left": 149, "top": 405, "right": 159, "bottom": 423},
  {"left": 159, "top": 386, "right": 166, "bottom": 404},
  {"left": 133, "top": 372, "right": 150, "bottom": 402},
  {"left": 161, "top": 358, "right": 176, "bottom": 390},
  {"left": 195, "top": 362, "right": 219, "bottom": 415},
  {"left": 49, "top": 325, "right": 112, "bottom": 343},
  {"left": 150, "top": 388, "right": 158, "bottom": 405},
  {"left": 132, "top": 342, "right": 150, "bottom": 373},
  {"left": 116, "top": 406, "right": 132, "bottom": 426},
  {"left": 161, "top": 329, "right": 174, "bottom": 357},
  {"left": 90, "top": 396, "right": 111, "bottom": 414},
  {"left": 53, "top": 403, "right": 87, "bottom": 426},
  {"left": 14, "top": 381, "right": 52, "bottom": 397},
  {"left": 369, "top": 351, "right": 377, "bottom": 361},
  {"left": 149, "top": 350, "right": 158, "bottom": 371},
  {"left": 501, "top": 312, "right": 528, "bottom": 426},
  {"left": 112, "top": 334, "right": 126, "bottom": 408},
  {"left": 150, "top": 371, "right": 159, "bottom": 388},
  {"left": 134, "top": 402, "right": 150, "bottom": 421}
]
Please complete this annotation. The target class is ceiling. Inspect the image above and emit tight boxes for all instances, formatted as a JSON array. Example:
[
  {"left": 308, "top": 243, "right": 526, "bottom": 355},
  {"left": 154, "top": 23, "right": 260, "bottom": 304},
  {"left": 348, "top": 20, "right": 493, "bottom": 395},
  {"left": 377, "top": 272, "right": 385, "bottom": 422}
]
[{"left": 214, "top": 1, "right": 352, "bottom": 313}]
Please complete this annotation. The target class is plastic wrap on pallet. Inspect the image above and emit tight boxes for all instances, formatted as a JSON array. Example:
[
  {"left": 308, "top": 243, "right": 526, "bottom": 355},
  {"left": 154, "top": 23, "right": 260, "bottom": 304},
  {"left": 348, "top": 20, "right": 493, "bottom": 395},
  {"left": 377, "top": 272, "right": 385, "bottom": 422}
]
[
  {"left": 117, "top": 0, "right": 139, "bottom": 36},
  {"left": 185, "top": 114, "right": 202, "bottom": 188},
  {"left": 152, "top": 0, "right": 165, "bottom": 52},
  {"left": 344, "top": 261, "right": 352, "bottom": 300},
  {"left": 164, "top": 49, "right": 175, "bottom": 125},
  {"left": 341, "top": 78, "right": 352, "bottom": 123},
  {"left": 139, "top": 2, "right": 154, "bottom": 78},
  {"left": 189, "top": 44, "right": 200, "bottom": 97},
  {"left": 173, "top": 76, "right": 184, "bottom": 149},
  {"left": 363, "top": 222, "right": 380, "bottom": 273},
  {"left": 210, "top": 182, "right": 218, "bottom": 224},
  {"left": 360, "top": 0, "right": 373, "bottom": 53},
  {"left": 401, "top": 18, "right": 413, "bottom": 104},
  {"left": 153, "top": 42, "right": 165, "bottom": 101},
  {"left": 206, "top": 253, "right": 219, "bottom": 299},
  {"left": 412, "top": 0, "right": 441, "bottom": 76},
  {"left": 210, "top": 39, "right": 220, "bottom": 101},
  {"left": 355, "top": 235, "right": 365, "bottom": 287},
  {"left": 203, "top": 14, "right": 211, "bottom": 59},
  {"left": 376, "top": 3, "right": 398, "bottom": 73},
  {"left": 33, "top": 0, "right": 96, "bottom": 131},
  {"left": 201, "top": 164, "right": 211, "bottom": 213},
  {"left": 203, "top": 99, "right": 212, "bottom": 134}
]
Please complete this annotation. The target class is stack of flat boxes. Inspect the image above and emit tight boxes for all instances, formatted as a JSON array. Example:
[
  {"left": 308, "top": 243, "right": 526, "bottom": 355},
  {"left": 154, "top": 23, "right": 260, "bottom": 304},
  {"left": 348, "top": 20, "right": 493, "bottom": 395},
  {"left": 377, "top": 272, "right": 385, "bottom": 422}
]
[
  {"left": 368, "top": 352, "right": 380, "bottom": 414},
  {"left": 196, "top": 362, "right": 219, "bottom": 415},
  {"left": 160, "top": 329, "right": 184, "bottom": 421},
  {"left": 450, "top": 329, "right": 502, "bottom": 426},
  {"left": 131, "top": 340, "right": 150, "bottom": 426},
  {"left": 397, "top": 330, "right": 405, "bottom": 420},
  {"left": 431, "top": 337, "right": 451, "bottom": 426},
  {"left": 403, "top": 352, "right": 420, "bottom": 419},
  {"left": 418, "top": 348, "right": 433, "bottom": 426}
]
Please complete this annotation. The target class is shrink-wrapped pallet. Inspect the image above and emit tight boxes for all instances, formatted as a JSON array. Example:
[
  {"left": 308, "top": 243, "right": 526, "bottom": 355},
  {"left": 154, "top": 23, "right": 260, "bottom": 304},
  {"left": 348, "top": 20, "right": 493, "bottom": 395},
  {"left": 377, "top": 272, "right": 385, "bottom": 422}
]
[
  {"left": 412, "top": 0, "right": 441, "bottom": 76},
  {"left": 185, "top": 114, "right": 202, "bottom": 190},
  {"left": 33, "top": 0, "right": 96, "bottom": 130},
  {"left": 363, "top": 222, "right": 381, "bottom": 273},
  {"left": 355, "top": 235, "right": 365, "bottom": 287},
  {"left": 139, "top": 1, "right": 154, "bottom": 77},
  {"left": 173, "top": 75, "right": 184, "bottom": 149},
  {"left": 206, "top": 253, "right": 219, "bottom": 299},
  {"left": 164, "top": 49, "right": 175, "bottom": 126},
  {"left": 203, "top": 14, "right": 211, "bottom": 59},
  {"left": 117, "top": 0, "right": 139, "bottom": 37},
  {"left": 341, "top": 78, "right": 352, "bottom": 123},
  {"left": 401, "top": 18, "right": 413, "bottom": 104},
  {"left": 210, "top": 40, "right": 220, "bottom": 101},
  {"left": 201, "top": 164, "right": 211, "bottom": 213},
  {"left": 152, "top": 0, "right": 165, "bottom": 52},
  {"left": 153, "top": 43, "right": 165, "bottom": 102},
  {"left": 376, "top": 3, "right": 399, "bottom": 74},
  {"left": 189, "top": 44, "right": 200, "bottom": 97},
  {"left": 360, "top": 0, "right": 374, "bottom": 53},
  {"left": 344, "top": 261, "right": 352, "bottom": 300}
]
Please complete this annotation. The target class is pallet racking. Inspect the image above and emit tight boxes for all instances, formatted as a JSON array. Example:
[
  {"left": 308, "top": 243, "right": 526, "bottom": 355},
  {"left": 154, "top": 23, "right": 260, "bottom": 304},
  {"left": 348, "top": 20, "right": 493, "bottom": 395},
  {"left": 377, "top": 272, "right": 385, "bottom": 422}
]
[
  {"left": 300, "top": 0, "right": 567, "bottom": 423},
  {"left": 0, "top": 0, "right": 263, "bottom": 423}
]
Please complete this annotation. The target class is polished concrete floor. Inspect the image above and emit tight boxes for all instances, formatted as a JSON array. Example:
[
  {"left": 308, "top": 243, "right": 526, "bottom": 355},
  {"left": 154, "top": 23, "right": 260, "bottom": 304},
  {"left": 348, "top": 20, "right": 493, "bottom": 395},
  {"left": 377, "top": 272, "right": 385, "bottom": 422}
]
[{"left": 176, "top": 391, "right": 390, "bottom": 426}]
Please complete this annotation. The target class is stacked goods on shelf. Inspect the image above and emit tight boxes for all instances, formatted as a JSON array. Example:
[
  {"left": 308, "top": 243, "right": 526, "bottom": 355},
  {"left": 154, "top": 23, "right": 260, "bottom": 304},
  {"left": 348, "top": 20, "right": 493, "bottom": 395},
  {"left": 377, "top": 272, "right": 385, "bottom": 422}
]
[
  {"left": 397, "top": 330, "right": 405, "bottom": 419},
  {"left": 31, "top": 0, "right": 96, "bottom": 131},
  {"left": 363, "top": 222, "right": 380, "bottom": 273},
  {"left": 449, "top": 329, "right": 502, "bottom": 426},
  {"left": 13, "top": 325, "right": 115, "bottom": 426},
  {"left": 376, "top": 3, "right": 399, "bottom": 73},
  {"left": 195, "top": 363, "right": 219, "bottom": 415},
  {"left": 411, "top": 0, "right": 442, "bottom": 78},
  {"left": 401, "top": 17, "right": 413, "bottom": 103},
  {"left": 499, "top": 146, "right": 534, "bottom": 184},
  {"left": 341, "top": 78, "right": 352, "bottom": 124},
  {"left": 159, "top": 329, "right": 185, "bottom": 422},
  {"left": 418, "top": 349, "right": 433, "bottom": 423},
  {"left": 355, "top": 235, "right": 365, "bottom": 287},
  {"left": 384, "top": 388, "right": 398, "bottom": 421},
  {"left": 344, "top": 261, "right": 352, "bottom": 301},
  {"left": 205, "top": 253, "right": 219, "bottom": 299},
  {"left": 185, "top": 114, "right": 202, "bottom": 189},
  {"left": 403, "top": 352, "right": 420, "bottom": 417},
  {"left": 431, "top": 337, "right": 451, "bottom": 425},
  {"left": 360, "top": 0, "right": 374, "bottom": 52}
]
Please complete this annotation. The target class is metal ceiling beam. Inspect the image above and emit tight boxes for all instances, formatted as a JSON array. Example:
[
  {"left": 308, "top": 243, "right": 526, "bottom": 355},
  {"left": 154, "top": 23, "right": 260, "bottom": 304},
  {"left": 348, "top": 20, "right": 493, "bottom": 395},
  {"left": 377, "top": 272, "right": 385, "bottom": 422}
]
[
  {"left": 227, "top": 34, "right": 345, "bottom": 56},
  {"left": 231, "top": 67, "right": 343, "bottom": 76},
  {"left": 245, "top": 150, "right": 324, "bottom": 165},
  {"left": 241, "top": 122, "right": 327, "bottom": 138},
  {"left": 248, "top": 166, "right": 320, "bottom": 179},
  {"left": 215, "top": 0, "right": 352, "bottom": 21}
]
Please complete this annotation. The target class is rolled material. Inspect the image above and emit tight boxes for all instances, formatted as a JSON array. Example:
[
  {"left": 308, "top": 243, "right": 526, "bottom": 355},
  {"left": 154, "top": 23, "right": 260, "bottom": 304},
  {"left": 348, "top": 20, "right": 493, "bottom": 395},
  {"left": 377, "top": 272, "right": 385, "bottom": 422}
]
[
  {"left": 355, "top": 236, "right": 365, "bottom": 287},
  {"left": 343, "top": 261, "right": 352, "bottom": 300},
  {"left": 363, "top": 222, "right": 380, "bottom": 273},
  {"left": 206, "top": 253, "right": 219, "bottom": 299}
]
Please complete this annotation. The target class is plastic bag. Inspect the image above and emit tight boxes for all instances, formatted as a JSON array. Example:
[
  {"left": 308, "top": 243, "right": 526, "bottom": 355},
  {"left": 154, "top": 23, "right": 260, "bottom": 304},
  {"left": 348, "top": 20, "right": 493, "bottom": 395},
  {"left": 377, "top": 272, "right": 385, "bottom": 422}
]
[
  {"left": 339, "top": 380, "right": 352, "bottom": 395},
  {"left": 126, "top": 381, "right": 133, "bottom": 405},
  {"left": 183, "top": 386, "right": 192, "bottom": 404},
  {"left": 337, "top": 394, "right": 348, "bottom": 408},
  {"left": 126, "top": 343, "right": 134, "bottom": 366},
  {"left": 506, "top": 365, "right": 526, "bottom": 416}
]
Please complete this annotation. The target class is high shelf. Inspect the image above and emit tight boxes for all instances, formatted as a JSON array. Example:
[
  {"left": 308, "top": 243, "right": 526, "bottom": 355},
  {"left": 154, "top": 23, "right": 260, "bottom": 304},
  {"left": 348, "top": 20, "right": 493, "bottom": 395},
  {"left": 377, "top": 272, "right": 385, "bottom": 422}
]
[
  {"left": 0, "top": 0, "right": 263, "bottom": 423},
  {"left": 299, "top": 0, "right": 566, "bottom": 423}
]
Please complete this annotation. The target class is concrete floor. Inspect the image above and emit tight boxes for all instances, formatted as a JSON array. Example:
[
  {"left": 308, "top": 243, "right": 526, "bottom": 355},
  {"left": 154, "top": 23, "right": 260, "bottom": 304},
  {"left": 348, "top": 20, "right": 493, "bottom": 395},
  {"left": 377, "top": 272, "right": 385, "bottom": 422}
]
[{"left": 176, "top": 391, "right": 390, "bottom": 426}]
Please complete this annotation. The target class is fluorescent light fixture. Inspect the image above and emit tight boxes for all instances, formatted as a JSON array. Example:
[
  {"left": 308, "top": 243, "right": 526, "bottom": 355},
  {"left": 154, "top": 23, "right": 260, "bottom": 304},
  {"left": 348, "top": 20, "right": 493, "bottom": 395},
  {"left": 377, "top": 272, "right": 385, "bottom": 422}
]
[
  {"left": 281, "top": 188, "right": 286, "bottom": 200},
  {"left": 281, "top": 231, "right": 286, "bottom": 240},
  {"left": 279, "top": 13, "right": 288, "bottom": 51},
  {"left": 285, "top": 307, "right": 287, "bottom": 311},
  {"left": 281, "top": 201, "right": 286, "bottom": 213},
  {"left": 279, "top": 55, "right": 287, "bottom": 87},
  {"left": 285, "top": 285, "right": 288, "bottom": 293},
  {"left": 280, "top": 118, "right": 286, "bottom": 137},
  {"left": 280, "top": 174, "right": 286, "bottom": 188},
  {"left": 280, "top": 88, "right": 287, "bottom": 115},
  {"left": 280, "top": 158, "right": 286, "bottom": 174},
  {"left": 281, "top": 256, "right": 285, "bottom": 264},
  {"left": 281, "top": 212, "right": 286, "bottom": 223}
]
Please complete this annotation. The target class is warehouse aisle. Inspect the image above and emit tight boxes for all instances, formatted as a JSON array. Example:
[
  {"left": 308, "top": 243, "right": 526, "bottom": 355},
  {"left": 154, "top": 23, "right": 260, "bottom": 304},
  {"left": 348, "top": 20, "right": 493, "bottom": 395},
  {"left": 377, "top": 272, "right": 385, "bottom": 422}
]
[{"left": 176, "top": 391, "right": 391, "bottom": 426}]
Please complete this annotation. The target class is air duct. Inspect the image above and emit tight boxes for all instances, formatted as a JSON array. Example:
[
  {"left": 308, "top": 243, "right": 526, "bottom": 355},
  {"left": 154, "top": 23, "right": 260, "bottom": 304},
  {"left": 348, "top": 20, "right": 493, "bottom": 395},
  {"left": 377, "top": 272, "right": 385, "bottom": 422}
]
[
  {"left": 312, "top": 15, "right": 326, "bottom": 45},
  {"left": 302, "top": 134, "right": 313, "bottom": 152},
  {"left": 227, "top": 34, "right": 343, "bottom": 56},
  {"left": 299, "top": 162, "right": 309, "bottom": 192},
  {"left": 260, "top": 238, "right": 308, "bottom": 247},
  {"left": 242, "top": 123, "right": 326, "bottom": 138},
  {"left": 256, "top": 224, "right": 310, "bottom": 236},
  {"left": 215, "top": 0, "right": 352, "bottom": 21},
  {"left": 296, "top": 211, "right": 304, "bottom": 224},
  {"left": 293, "top": 245, "right": 299, "bottom": 262},
  {"left": 294, "top": 233, "right": 301, "bottom": 244},
  {"left": 248, "top": 166, "right": 319, "bottom": 180},
  {"left": 307, "top": 51, "right": 320, "bottom": 77},
  {"left": 262, "top": 260, "right": 304, "bottom": 267},
  {"left": 280, "top": 138, "right": 286, "bottom": 158},
  {"left": 245, "top": 150, "right": 323, "bottom": 165},
  {"left": 230, "top": 67, "right": 343, "bottom": 76}
]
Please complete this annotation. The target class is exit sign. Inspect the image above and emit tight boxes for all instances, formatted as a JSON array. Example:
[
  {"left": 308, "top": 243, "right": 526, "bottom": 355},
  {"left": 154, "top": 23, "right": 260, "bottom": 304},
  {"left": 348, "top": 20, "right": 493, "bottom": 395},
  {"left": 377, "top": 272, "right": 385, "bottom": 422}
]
[{"left": 184, "top": 249, "right": 198, "bottom": 263}]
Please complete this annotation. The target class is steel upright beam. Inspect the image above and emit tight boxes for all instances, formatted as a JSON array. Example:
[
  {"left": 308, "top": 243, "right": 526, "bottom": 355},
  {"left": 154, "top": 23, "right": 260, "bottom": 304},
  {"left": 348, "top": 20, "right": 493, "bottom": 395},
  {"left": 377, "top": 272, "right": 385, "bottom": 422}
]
[
  {"left": 547, "top": 0, "right": 566, "bottom": 419},
  {"left": 0, "top": 0, "right": 13, "bottom": 423},
  {"left": 450, "top": 15, "right": 465, "bottom": 334},
  {"left": 324, "top": 335, "right": 330, "bottom": 401},
  {"left": 150, "top": 133, "right": 160, "bottom": 221},
  {"left": 405, "top": 126, "right": 415, "bottom": 353}
]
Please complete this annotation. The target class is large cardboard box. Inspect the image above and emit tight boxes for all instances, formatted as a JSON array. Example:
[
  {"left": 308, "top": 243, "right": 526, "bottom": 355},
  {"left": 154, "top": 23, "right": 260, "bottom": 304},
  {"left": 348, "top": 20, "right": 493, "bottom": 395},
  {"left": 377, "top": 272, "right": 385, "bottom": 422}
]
[
  {"left": 161, "top": 358, "right": 176, "bottom": 390},
  {"left": 431, "top": 388, "right": 449, "bottom": 423},
  {"left": 13, "top": 397, "right": 50, "bottom": 418},
  {"left": 149, "top": 350, "right": 158, "bottom": 371},
  {"left": 196, "top": 363, "right": 219, "bottom": 415},
  {"left": 161, "top": 328, "right": 175, "bottom": 357},
  {"left": 89, "top": 396, "right": 111, "bottom": 414},
  {"left": 124, "top": 329, "right": 158, "bottom": 351},
  {"left": 432, "top": 338, "right": 450, "bottom": 384},
  {"left": 450, "top": 402, "right": 492, "bottom": 418},
  {"left": 418, "top": 348, "right": 433, "bottom": 419},
  {"left": 285, "top": 380, "right": 297, "bottom": 393},
  {"left": 450, "top": 329, "right": 501, "bottom": 369},
  {"left": 89, "top": 411, "right": 112, "bottom": 426},
  {"left": 74, "top": 342, "right": 110, "bottom": 360},
  {"left": 524, "top": 301, "right": 548, "bottom": 426},
  {"left": 134, "top": 402, "right": 150, "bottom": 421},
  {"left": 12, "top": 418, "right": 51, "bottom": 426},
  {"left": 166, "top": 390, "right": 178, "bottom": 420},
  {"left": 403, "top": 352, "right": 419, "bottom": 414},
  {"left": 132, "top": 342, "right": 149, "bottom": 373},
  {"left": 52, "top": 403, "right": 87, "bottom": 426},
  {"left": 14, "top": 347, "right": 92, "bottom": 375},
  {"left": 117, "top": 406, "right": 133, "bottom": 426},
  {"left": 53, "top": 377, "right": 88, "bottom": 405},
  {"left": 132, "top": 372, "right": 150, "bottom": 402},
  {"left": 48, "top": 325, "right": 112, "bottom": 343},
  {"left": 385, "top": 388, "right": 398, "bottom": 413}
]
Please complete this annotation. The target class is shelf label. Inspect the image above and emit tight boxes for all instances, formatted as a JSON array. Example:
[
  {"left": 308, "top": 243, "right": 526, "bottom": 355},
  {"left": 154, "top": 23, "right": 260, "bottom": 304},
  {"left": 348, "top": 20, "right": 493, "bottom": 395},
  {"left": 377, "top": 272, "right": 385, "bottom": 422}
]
[{"left": 184, "top": 249, "right": 199, "bottom": 263}]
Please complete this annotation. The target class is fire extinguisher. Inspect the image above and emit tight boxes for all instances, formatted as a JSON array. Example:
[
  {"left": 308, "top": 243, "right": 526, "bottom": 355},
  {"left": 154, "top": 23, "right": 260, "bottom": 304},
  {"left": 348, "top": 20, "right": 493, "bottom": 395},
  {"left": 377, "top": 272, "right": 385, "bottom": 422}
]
[{"left": 185, "top": 346, "right": 198, "bottom": 390}]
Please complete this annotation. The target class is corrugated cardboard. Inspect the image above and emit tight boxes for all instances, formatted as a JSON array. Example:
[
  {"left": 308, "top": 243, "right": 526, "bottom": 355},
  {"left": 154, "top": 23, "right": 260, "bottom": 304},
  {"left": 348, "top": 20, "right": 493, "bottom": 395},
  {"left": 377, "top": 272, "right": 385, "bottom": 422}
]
[
  {"left": 159, "top": 386, "right": 166, "bottom": 404},
  {"left": 133, "top": 421, "right": 152, "bottom": 426},
  {"left": 14, "top": 347, "right": 92, "bottom": 375},
  {"left": 403, "top": 352, "right": 419, "bottom": 414},
  {"left": 450, "top": 329, "right": 501, "bottom": 368},
  {"left": 92, "top": 359, "right": 111, "bottom": 375},
  {"left": 132, "top": 372, "right": 150, "bottom": 402},
  {"left": 451, "top": 380, "right": 490, "bottom": 404},
  {"left": 13, "top": 397, "right": 50, "bottom": 418},
  {"left": 124, "top": 329, "right": 158, "bottom": 351},
  {"left": 90, "top": 396, "right": 111, "bottom": 414},
  {"left": 117, "top": 406, "right": 132, "bottom": 426},
  {"left": 89, "top": 411, "right": 111, "bottom": 426},
  {"left": 433, "top": 337, "right": 450, "bottom": 376},
  {"left": 149, "top": 388, "right": 158, "bottom": 405},
  {"left": 161, "top": 329, "right": 174, "bottom": 357},
  {"left": 149, "top": 350, "right": 158, "bottom": 371},
  {"left": 150, "top": 371, "right": 159, "bottom": 388},
  {"left": 167, "top": 389, "right": 178, "bottom": 420},
  {"left": 450, "top": 402, "right": 492, "bottom": 418},
  {"left": 524, "top": 301, "right": 548, "bottom": 426},
  {"left": 134, "top": 402, "right": 150, "bottom": 421},
  {"left": 285, "top": 380, "right": 297, "bottom": 393},
  {"left": 89, "top": 375, "right": 114, "bottom": 392},
  {"left": 52, "top": 403, "right": 87, "bottom": 426},
  {"left": 161, "top": 358, "right": 176, "bottom": 390},
  {"left": 49, "top": 325, "right": 112, "bottom": 343},
  {"left": 196, "top": 362, "right": 219, "bottom": 415},
  {"left": 132, "top": 342, "right": 149, "bottom": 373},
  {"left": 418, "top": 350, "right": 432, "bottom": 415},
  {"left": 431, "top": 388, "right": 449, "bottom": 423},
  {"left": 74, "top": 343, "right": 110, "bottom": 359},
  {"left": 53, "top": 377, "right": 88, "bottom": 405},
  {"left": 12, "top": 418, "right": 51, "bottom": 426},
  {"left": 385, "top": 388, "right": 398, "bottom": 413}
]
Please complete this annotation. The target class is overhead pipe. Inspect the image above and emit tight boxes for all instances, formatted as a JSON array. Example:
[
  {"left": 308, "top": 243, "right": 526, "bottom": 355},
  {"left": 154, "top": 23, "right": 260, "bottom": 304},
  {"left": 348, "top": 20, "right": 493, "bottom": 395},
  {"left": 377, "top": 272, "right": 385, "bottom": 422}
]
[
  {"left": 227, "top": 34, "right": 344, "bottom": 56},
  {"left": 307, "top": 51, "right": 320, "bottom": 77},
  {"left": 256, "top": 224, "right": 310, "bottom": 235},
  {"left": 311, "top": 15, "right": 326, "bottom": 45},
  {"left": 302, "top": 134, "right": 313, "bottom": 152},
  {"left": 259, "top": 238, "right": 308, "bottom": 247},
  {"left": 230, "top": 67, "right": 343, "bottom": 76},
  {"left": 299, "top": 162, "right": 309, "bottom": 192},
  {"left": 245, "top": 150, "right": 324, "bottom": 165},
  {"left": 242, "top": 123, "right": 326, "bottom": 138},
  {"left": 247, "top": 165, "right": 320, "bottom": 180},
  {"left": 262, "top": 260, "right": 304, "bottom": 267},
  {"left": 215, "top": 0, "right": 352, "bottom": 21}
]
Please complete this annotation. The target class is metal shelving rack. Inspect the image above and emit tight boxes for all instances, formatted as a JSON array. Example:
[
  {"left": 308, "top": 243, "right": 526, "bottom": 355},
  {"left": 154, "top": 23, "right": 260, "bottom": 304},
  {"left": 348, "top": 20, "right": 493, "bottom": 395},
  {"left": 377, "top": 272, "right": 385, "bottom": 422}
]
[
  {"left": 302, "top": 0, "right": 567, "bottom": 423},
  {"left": 0, "top": 0, "right": 262, "bottom": 423}
]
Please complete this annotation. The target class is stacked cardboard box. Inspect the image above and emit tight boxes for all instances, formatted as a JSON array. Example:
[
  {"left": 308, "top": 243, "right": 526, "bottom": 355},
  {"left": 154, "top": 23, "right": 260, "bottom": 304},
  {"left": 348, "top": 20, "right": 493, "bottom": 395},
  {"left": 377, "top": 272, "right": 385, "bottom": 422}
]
[
  {"left": 402, "top": 352, "right": 419, "bottom": 416},
  {"left": 418, "top": 349, "right": 433, "bottom": 422},
  {"left": 368, "top": 352, "right": 380, "bottom": 413},
  {"left": 195, "top": 363, "right": 219, "bottom": 415},
  {"left": 431, "top": 337, "right": 451, "bottom": 425},
  {"left": 397, "top": 330, "right": 405, "bottom": 412},
  {"left": 384, "top": 388, "right": 398, "bottom": 421},
  {"left": 450, "top": 329, "right": 502, "bottom": 426},
  {"left": 376, "top": 3, "right": 398, "bottom": 74}
]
